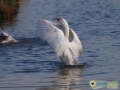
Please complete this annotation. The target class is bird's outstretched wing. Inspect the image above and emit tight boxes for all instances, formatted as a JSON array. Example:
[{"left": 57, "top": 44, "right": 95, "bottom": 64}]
[
  {"left": 36, "top": 19, "right": 66, "bottom": 56},
  {"left": 46, "top": 20, "right": 64, "bottom": 33},
  {"left": 69, "top": 28, "right": 82, "bottom": 54}
]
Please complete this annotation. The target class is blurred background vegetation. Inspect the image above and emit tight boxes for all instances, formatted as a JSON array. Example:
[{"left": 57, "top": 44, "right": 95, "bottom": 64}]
[{"left": 0, "top": 0, "right": 19, "bottom": 20}]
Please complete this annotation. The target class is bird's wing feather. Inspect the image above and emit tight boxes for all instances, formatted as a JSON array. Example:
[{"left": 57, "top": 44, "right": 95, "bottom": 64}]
[
  {"left": 69, "top": 28, "right": 82, "bottom": 54},
  {"left": 47, "top": 20, "right": 64, "bottom": 31},
  {"left": 36, "top": 19, "right": 66, "bottom": 56}
]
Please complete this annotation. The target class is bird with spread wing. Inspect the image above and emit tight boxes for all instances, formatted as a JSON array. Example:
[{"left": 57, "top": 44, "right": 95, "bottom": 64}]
[{"left": 36, "top": 18, "right": 82, "bottom": 65}]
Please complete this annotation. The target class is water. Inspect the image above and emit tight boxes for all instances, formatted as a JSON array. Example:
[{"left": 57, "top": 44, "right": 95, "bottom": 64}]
[{"left": 0, "top": 0, "right": 120, "bottom": 90}]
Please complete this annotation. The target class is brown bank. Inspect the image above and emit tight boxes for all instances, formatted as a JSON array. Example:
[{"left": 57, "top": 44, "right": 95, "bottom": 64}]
[{"left": 0, "top": 0, "right": 19, "bottom": 21}]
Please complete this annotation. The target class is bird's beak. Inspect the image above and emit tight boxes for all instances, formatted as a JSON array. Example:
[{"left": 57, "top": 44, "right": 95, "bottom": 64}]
[{"left": 56, "top": 18, "right": 60, "bottom": 21}]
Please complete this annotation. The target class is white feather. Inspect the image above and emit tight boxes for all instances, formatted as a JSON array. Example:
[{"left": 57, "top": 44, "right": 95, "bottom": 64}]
[{"left": 37, "top": 19, "right": 66, "bottom": 56}]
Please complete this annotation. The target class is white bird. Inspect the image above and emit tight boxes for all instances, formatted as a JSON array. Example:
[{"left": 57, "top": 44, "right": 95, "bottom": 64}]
[
  {"left": 37, "top": 18, "right": 82, "bottom": 65},
  {"left": 0, "top": 32, "right": 17, "bottom": 44}
]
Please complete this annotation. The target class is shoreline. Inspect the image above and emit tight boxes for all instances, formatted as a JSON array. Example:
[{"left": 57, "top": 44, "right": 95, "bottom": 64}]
[{"left": 0, "top": 0, "right": 19, "bottom": 21}]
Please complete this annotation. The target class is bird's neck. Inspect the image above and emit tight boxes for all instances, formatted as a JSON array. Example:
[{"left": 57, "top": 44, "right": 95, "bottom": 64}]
[{"left": 63, "top": 22, "right": 69, "bottom": 40}]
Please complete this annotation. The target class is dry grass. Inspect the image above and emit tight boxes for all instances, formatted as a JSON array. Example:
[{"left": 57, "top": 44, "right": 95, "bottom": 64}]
[{"left": 0, "top": 0, "right": 19, "bottom": 20}]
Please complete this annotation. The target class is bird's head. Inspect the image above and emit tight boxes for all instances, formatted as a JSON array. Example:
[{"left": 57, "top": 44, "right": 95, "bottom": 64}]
[{"left": 56, "top": 18, "right": 68, "bottom": 25}]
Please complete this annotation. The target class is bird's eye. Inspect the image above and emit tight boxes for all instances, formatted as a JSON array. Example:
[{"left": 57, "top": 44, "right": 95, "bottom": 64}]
[{"left": 60, "top": 19, "right": 63, "bottom": 21}]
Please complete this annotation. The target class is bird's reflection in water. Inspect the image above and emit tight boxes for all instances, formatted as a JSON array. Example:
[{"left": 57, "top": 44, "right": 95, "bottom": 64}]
[
  {"left": 36, "top": 66, "right": 83, "bottom": 90},
  {"left": 56, "top": 66, "right": 83, "bottom": 85}
]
